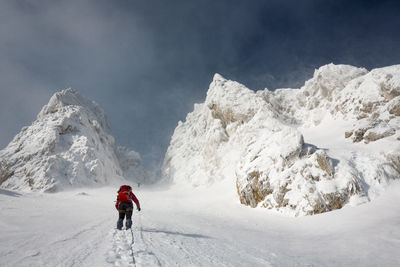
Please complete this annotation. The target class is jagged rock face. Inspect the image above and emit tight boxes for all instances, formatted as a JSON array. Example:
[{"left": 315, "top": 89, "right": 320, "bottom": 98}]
[
  {"left": 163, "top": 64, "right": 400, "bottom": 216},
  {"left": 0, "top": 89, "right": 146, "bottom": 192},
  {"left": 334, "top": 66, "right": 400, "bottom": 144}
]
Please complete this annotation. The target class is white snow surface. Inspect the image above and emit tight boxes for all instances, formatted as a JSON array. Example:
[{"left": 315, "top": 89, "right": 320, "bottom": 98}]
[
  {"left": 0, "top": 89, "right": 147, "bottom": 192},
  {"left": 163, "top": 64, "right": 400, "bottom": 216},
  {"left": 0, "top": 183, "right": 400, "bottom": 266}
]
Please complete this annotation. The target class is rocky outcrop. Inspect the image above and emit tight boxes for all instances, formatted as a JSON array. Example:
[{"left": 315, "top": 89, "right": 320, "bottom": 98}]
[{"left": 163, "top": 64, "right": 400, "bottom": 216}]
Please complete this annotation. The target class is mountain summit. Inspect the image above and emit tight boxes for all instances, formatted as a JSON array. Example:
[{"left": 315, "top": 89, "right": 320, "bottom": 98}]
[
  {"left": 163, "top": 64, "right": 400, "bottom": 216},
  {"left": 0, "top": 89, "right": 147, "bottom": 192}
]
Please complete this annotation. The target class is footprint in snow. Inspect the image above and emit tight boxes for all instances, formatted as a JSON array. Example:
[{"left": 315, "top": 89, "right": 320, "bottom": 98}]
[{"left": 106, "top": 229, "right": 135, "bottom": 266}]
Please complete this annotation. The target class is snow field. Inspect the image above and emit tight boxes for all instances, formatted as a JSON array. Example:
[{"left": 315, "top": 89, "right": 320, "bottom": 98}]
[
  {"left": 1, "top": 183, "right": 400, "bottom": 266},
  {"left": 0, "top": 188, "right": 114, "bottom": 266}
]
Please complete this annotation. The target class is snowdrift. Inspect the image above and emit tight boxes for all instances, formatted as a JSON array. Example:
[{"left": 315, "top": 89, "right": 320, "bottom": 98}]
[
  {"left": 163, "top": 64, "right": 400, "bottom": 216},
  {"left": 0, "top": 89, "right": 147, "bottom": 192}
]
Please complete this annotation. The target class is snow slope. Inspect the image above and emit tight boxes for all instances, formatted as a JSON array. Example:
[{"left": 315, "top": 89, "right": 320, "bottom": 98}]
[
  {"left": 0, "top": 89, "right": 147, "bottom": 192},
  {"left": 1, "top": 183, "right": 400, "bottom": 266},
  {"left": 163, "top": 64, "right": 400, "bottom": 216}
]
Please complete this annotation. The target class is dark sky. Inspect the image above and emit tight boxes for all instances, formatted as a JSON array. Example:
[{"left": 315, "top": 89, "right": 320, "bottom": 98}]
[{"left": 1, "top": 0, "right": 400, "bottom": 169}]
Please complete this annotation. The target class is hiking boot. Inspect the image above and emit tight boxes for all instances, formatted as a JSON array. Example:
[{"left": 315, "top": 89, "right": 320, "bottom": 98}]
[
  {"left": 126, "top": 219, "right": 132, "bottom": 229},
  {"left": 117, "top": 219, "right": 123, "bottom": 230}
]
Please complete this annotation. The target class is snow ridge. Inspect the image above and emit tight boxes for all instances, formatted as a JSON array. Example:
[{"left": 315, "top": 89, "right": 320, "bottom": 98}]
[{"left": 163, "top": 64, "right": 400, "bottom": 216}]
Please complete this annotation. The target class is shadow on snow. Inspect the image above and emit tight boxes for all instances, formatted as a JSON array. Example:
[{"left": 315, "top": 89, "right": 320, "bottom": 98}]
[
  {"left": 141, "top": 228, "right": 212, "bottom": 239},
  {"left": 0, "top": 188, "right": 22, "bottom": 197}
]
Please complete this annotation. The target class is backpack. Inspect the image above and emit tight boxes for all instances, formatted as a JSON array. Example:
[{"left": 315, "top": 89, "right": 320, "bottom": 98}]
[{"left": 118, "top": 185, "right": 132, "bottom": 203}]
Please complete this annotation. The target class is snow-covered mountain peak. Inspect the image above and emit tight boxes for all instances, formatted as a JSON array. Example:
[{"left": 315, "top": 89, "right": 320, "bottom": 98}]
[
  {"left": 38, "top": 88, "right": 111, "bottom": 132},
  {"left": 211, "top": 73, "right": 226, "bottom": 83},
  {"left": 39, "top": 88, "right": 92, "bottom": 114},
  {"left": 0, "top": 89, "right": 147, "bottom": 192},
  {"left": 163, "top": 63, "right": 400, "bottom": 216},
  {"left": 206, "top": 74, "right": 267, "bottom": 126},
  {"left": 302, "top": 64, "right": 367, "bottom": 98}
]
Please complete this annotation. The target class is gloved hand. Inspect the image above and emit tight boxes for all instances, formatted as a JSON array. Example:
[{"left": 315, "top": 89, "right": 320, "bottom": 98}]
[{"left": 138, "top": 207, "right": 141, "bottom": 211}]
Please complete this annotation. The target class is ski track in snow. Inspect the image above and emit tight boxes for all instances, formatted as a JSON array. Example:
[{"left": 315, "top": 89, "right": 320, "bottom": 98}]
[
  {"left": 134, "top": 214, "right": 162, "bottom": 266},
  {"left": 105, "top": 211, "right": 166, "bottom": 267},
  {"left": 107, "top": 228, "right": 136, "bottom": 266}
]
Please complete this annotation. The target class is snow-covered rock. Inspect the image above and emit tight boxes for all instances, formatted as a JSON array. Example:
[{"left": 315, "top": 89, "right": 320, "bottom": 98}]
[
  {"left": 163, "top": 64, "right": 400, "bottom": 216},
  {"left": 0, "top": 89, "right": 147, "bottom": 192},
  {"left": 116, "top": 146, "right": 155, "bottom": 184}
]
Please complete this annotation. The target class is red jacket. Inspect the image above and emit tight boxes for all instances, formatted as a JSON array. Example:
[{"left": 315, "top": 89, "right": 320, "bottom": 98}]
[{"left": 115, "top": 191, "right": 140, "bottom": 210}]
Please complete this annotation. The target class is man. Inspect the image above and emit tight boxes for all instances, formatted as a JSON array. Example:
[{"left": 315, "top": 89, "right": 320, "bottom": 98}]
[{"left": 115, "top": 185, "right": 141, "bottom": 230}]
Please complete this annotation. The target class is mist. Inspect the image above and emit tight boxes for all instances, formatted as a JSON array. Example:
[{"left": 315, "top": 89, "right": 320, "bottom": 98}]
[{"left": 1, "top": 0, "right": 399, "bottom": 169}]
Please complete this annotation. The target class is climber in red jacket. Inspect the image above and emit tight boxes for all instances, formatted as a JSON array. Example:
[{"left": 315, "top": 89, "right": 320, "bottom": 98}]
[{"left": 115, "top": 185, "right": 141, "bottom": 230}]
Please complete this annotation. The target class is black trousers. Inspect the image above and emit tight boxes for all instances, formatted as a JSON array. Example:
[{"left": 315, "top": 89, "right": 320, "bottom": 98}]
[{"left": 118, "top": 202, "right": 133, "bottom": 221}]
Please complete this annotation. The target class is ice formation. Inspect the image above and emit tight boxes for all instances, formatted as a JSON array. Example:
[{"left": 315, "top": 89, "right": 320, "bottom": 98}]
[
  {"left": 0, "top": 89, "right": 147, "bottom": 192},
  {"left": 163, "top": 64, "right": 400, "bottom": 216}
]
